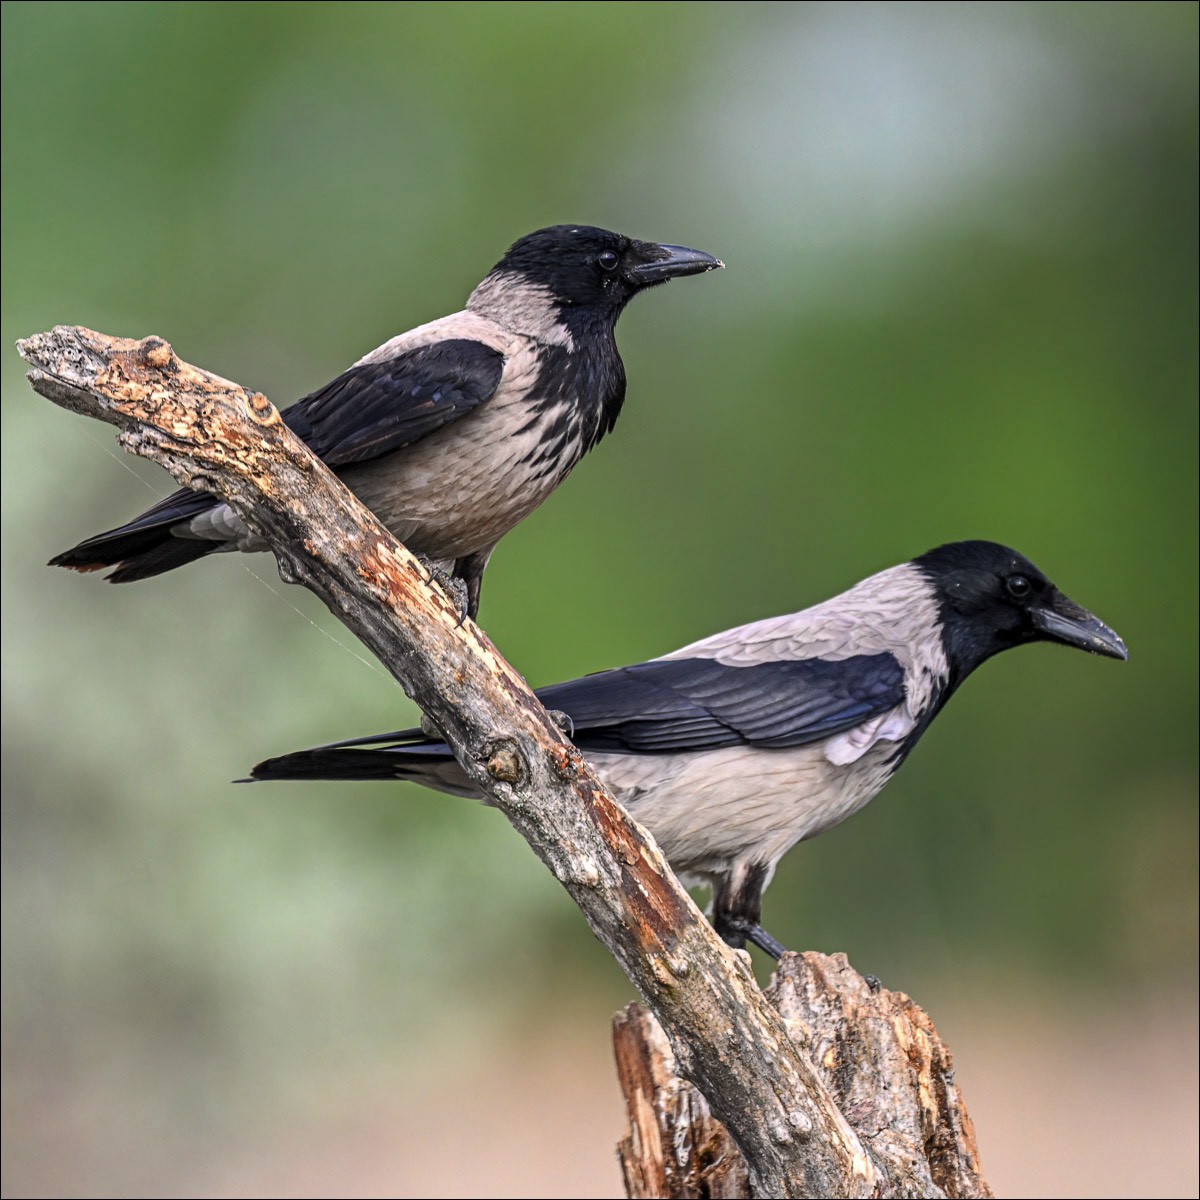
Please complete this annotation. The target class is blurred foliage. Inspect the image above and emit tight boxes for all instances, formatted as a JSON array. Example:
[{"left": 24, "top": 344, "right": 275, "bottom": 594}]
[{"left": 2, "top": 2, "right": 1196, "bottom": 1193}]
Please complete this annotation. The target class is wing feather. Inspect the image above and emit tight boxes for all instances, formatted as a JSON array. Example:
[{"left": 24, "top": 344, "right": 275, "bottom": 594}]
[
  {"left": 250, "top": 654, "right": 909, "bottom": 784},
  {"left": 534, "top": 655, "right": 906, "bottom": 754},
  {"left": 282, "top": 338, "right": 506, "bottom": 466}
]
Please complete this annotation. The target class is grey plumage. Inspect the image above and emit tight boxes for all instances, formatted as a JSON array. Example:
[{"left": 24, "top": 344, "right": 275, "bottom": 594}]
[
  {"left": 249, "top": 540, "right": 1127, "bottom": 955},
  {"left": 49, "top": 226, "right": 723, "bottom": 620}
]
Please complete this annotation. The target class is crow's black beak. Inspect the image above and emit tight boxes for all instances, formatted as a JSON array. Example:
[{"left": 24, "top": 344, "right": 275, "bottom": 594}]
[
  {"left": 630, "top": 244, "right": 724, "bottom": 285},
  {"left": 1032, "top": 596, "right": 1128, "bottom": 660}
]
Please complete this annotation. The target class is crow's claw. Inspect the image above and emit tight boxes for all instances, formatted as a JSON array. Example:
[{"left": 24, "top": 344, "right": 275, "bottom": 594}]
[
  {"left": 547, "top": 710, "right": 575, "bottom": 738},
  {"left": 416, "top": 556, "right": 470, "bottom": 624}
]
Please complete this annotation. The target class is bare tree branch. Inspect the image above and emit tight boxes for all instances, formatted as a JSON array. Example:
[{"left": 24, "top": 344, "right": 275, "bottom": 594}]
[{"left": 20, "top": 325, "right": 878, "bottom": 1198}]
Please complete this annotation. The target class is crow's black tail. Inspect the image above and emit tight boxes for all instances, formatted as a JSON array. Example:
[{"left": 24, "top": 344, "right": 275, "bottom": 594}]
[
  {"left": 50, "top": 486, "right": 222, "bottom": 582},
  {"left": 247, "top": 747, "right": 427, "bottom": 782},
  {"left": 51, "top": 531, "right": 217, "bottom": 581},
  {"left": 246, "top": 727, "right": 459, "bottom": 787}
]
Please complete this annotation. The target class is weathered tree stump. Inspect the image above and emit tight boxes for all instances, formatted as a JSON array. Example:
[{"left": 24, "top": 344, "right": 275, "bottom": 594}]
[{"left": 616, "top": 951, "right": 992, "bottom": 1199}]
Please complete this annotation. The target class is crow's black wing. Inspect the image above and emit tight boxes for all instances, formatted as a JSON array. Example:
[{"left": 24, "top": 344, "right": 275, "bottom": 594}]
[
  {"left": 281, "top": 338, "right": 506, "bottom": 467},
  {"left": 534, "top": 655, "right": 906, "bottom": 754},
  {"left": 248, "top": 653, "right": 908, "bottom": 786}
]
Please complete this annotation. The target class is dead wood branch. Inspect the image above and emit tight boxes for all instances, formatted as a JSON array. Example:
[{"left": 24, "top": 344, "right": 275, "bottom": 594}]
[
  {"left": 20, "top": 326, "right": 867, "bottom": 1197},
  {"left": 19, "top": 326, "right": 989, "bottom": 1198}
]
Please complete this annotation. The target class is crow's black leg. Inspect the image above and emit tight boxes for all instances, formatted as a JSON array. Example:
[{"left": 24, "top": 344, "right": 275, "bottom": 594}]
[
  {"left": 456, "top": 547, "right": 495, "bottom": 625},
  {"left": 746, "top": 924, "right": 788, "bottom": 960},
  {"left": 712, "top": 913, "right": 789, "bottom": 959},
  {"left": 712, "top": 909, "right": 748, "bottom": 950},
  {"left": 711, "top": 864, "right": 788, "bottom": 957}
]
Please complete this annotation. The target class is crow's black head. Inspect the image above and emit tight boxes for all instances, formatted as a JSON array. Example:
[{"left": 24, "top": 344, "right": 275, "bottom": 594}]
[
  {"left": 915, "top": 540, "right": 1127, "bottom": 681},
  {"left": 488, "top": 225, "right": 722, "bottom": 316}
]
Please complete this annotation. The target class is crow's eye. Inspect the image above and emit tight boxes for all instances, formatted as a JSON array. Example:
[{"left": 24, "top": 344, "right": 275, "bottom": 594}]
[
  {"left": 598, "top": 251, "right": 620, "bottom": 272},
  {"left": 1006, "top": 574, "right": 1031, "bottom": 599}
]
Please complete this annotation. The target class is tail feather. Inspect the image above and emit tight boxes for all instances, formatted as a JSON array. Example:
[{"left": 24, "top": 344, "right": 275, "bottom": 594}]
[
  {"left": 249, "top": 747, "right": 427, "bottom": 782},
  {"left": 247, "top": 736, "right": 485, "bottom": 797},
  {"left": 50, "top": 485, "right": 221, "bottom": 582},
  {"left": 107, "top": 538, "right": 218, "bottom": 582},
  {"left": 249, "top": 736, "right": 458, "bottom": 784},
  {"left": 51, "top": 531, "right": 217, "bottom": 582}
]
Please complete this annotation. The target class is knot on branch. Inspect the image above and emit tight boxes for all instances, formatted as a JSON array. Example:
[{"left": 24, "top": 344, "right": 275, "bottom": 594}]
[
  {"left": 136, "top": 336, "right": 177, "bottom": 372},
  {"left": 484, "top": 741, "right": 524, "bottom": 785},
  {"left": 246, "top": 389, "right": 281, "bottom": 427}
]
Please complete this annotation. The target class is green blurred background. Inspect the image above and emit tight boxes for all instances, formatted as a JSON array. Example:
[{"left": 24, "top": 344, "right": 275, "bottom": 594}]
[{"left": 2, "top": 3, "right": 1196, "bottom": 1196}]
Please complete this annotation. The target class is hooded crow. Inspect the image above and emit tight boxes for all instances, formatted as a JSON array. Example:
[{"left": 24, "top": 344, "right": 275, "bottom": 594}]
[
  {"left": 249, "top": 541, "right": 1127, "bottom": 956},
  {"left": 49, "top": 225, "right": 722, "bottom": 620}
]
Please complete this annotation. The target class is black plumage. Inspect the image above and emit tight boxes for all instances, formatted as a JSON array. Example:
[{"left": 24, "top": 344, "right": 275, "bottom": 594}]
[
  {"left": 281, "top": 340, "right": 506, "bottom": 464},
  {"left": 534, "top": 655, "right": 906, "bottom": 753}
]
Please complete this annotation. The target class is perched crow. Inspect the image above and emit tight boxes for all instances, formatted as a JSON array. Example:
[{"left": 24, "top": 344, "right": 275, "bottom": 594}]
[
  {"left": 249, "top": 541, "right": 1127, "bottom": 956},
  {"left": 50, "top": 225, "right": 722, "bottom": 620}
]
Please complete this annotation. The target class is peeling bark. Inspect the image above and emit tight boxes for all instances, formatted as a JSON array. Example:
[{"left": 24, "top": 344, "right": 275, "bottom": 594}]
[
  {"left": 615, "top": 1005, "right": 752, "bottom": 1199},
  {"left": 615, "top": 952, "right": 993, "bottom": 1199}
]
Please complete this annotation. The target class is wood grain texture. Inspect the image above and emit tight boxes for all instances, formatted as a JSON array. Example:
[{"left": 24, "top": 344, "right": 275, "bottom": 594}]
[
  {"left": 20, "top": 325, "right": 883, "bottom": 1198},
  {"left": 615, "top": 1005, "right": 752, "bottom": 1199},
  {"left": 616, "top": 952, "right": 993, "bottom": 1199}
]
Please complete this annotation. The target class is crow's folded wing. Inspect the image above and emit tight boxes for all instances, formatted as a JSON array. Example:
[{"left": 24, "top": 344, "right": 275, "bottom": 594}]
[
  {"left": 534, "top": 655, "right": 907, "bottom": 754},
  {"left": 248, "top": 654, "right": 908, "bottom": 785},
  {"left": 281, "top": 338, "right": 506, "bottom": 466}
]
